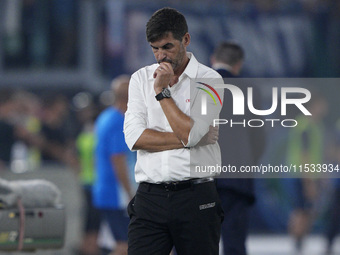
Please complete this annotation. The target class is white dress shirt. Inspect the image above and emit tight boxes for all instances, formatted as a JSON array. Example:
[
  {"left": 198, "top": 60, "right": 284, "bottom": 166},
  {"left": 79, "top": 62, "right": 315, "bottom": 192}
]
[{"left": 124, "top": 53, "right": 224, "bottom": 183}]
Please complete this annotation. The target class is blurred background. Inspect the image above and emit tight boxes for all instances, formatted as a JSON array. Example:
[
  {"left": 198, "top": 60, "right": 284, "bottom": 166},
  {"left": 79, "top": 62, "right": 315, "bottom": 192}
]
[{"left": 0, "top": 0, "right": 340, "bottom": 255}]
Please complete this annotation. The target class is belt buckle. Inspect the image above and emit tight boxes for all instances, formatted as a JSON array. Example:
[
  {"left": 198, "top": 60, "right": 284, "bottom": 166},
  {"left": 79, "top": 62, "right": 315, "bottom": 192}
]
[
  {"left": 164, "top": 181, "right": 178, "bottom": 191},
  {"left": 169, "top": 181, "right": 178, "bottom": 191},
  {"left": 163, "top": 182, "right": 170, "bottom": 191}
]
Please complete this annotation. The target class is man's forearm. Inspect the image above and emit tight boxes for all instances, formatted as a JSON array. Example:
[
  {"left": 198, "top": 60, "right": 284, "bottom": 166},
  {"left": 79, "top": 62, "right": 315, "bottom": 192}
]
[
  {"left": 158, "top": 98, "right": 192, "bottom": 145},
  {"left": 133, "top": 129, "right": 184, "bottom": 152},
  {"left": 111, "top": 154, "right": 133, "bottom": 199},
  {"left": 153, "top": 62, "right": 191, "bottom": 145}
]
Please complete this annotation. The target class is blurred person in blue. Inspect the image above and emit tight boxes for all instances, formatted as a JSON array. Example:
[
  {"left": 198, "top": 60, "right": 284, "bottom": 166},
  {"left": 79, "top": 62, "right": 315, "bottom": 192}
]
[
  {"left": 211, "top": 42, "right": 266, "bottom": 255},
  {"left": 93, "top": 75, "right": 136, "bottom": 255}
]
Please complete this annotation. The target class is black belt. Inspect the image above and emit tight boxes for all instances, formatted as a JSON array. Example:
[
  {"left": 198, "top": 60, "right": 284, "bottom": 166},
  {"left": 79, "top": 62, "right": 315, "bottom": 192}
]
[{"left": 140, "top": 177, "right": 214, "bottom": 191}]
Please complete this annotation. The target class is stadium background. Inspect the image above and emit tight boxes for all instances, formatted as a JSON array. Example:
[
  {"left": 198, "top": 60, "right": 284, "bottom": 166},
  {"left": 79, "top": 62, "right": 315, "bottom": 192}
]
[{"left": 0, "top": 0, "right": 340, "bottom": 254}]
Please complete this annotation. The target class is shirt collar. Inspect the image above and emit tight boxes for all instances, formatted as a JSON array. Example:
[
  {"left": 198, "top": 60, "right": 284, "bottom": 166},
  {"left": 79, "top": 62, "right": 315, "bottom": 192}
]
[
  {"left": 212, "top": 62, "right": 233, "bottom": 72},
  {"left": 180, "top": 52, "right": 198, "bottom": 79}
]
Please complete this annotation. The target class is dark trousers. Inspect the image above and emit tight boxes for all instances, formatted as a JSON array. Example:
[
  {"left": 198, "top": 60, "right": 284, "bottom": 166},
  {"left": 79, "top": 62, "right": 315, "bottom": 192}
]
[
  {"left": 218, "top": 189, "right": 250, "bottom": 255},
  {"left": 127, "top": 181, "right": 223, "bottom": 255}
]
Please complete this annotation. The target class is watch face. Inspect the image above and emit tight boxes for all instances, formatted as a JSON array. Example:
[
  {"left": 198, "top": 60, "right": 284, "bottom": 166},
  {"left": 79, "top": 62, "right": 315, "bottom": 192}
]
[{"left": 163, "top": 88, "right": 171, "bottom": 98}]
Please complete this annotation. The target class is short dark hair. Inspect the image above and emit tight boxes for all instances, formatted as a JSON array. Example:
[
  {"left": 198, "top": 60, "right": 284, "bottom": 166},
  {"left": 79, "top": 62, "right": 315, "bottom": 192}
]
[
  {"left": 146, "top": 7, "right": 188, "bottom": 43},
  {"left": 213, "top": 42, "right": 244, "bottom": 66}
]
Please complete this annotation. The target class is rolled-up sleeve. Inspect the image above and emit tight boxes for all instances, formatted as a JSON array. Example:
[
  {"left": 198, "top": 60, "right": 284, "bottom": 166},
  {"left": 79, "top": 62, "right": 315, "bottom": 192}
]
[
  {"left": 185, "top": 77, "right": 224, "bottom": 147},
  {"left": 124, "top": 73, "right": 147, "bottom": 151}
]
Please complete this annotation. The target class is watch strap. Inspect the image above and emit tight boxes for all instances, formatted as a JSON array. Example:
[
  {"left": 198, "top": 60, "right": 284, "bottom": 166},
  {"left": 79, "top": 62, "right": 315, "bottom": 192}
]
[{"left": 155, "top": 88, "right": 171, "bottom": 101}]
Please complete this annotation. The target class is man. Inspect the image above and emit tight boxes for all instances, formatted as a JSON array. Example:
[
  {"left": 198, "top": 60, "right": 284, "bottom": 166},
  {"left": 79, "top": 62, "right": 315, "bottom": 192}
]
[
  {"left": 211, "top": 42, "right": 266, "bottom": 255},
  {"left": 124, "top": 7, "right": 224, "bottom": 255},
  {"left": 211, "top": 42, "right": 244, "bottom": 78},
  {"left": 39, "top": 93, "right": 78, "bottom": 168},
  {"left": 93, "top": 75, "right": 135, "bottom": 255},
  {"left": 325, "top": 122, "right": 340, "bottom": 255},
  {"left": 286, "top": 92, "right": 327, "bottom": 255},
  {"left": 75, "top": 102, "right": 101, "bottom": 255}
]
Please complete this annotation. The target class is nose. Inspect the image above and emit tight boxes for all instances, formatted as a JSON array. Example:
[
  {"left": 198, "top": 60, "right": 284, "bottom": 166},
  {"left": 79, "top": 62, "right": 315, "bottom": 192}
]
[{"left": 157, "top": 49, "right": 167, "bottom": 62}]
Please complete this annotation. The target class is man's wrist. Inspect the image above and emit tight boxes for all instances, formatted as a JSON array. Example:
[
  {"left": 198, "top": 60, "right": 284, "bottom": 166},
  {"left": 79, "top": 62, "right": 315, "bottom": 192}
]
[
  {"left": 155, "top": 88, "right": 171, "bottom": 101},
  {"left": 155, "top": 87, "right": 163, "bottom": 94}
]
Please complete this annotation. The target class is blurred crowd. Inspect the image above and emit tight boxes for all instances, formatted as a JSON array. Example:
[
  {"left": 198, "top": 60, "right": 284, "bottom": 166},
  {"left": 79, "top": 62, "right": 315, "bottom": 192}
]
[
  {"left": 0, "top": 60, "right": 340, "bottom": 255},
  {"left": 258, "top": 86, "right": 340, "bottom": 254},
  {"left": 0, "top": 0, "right": 340, "bottom": 255},
  {"left": 0, "top": 88, "right": 105, "bottom": 172},
  {"left": 161, "top": 0, "right": 340, "bottom": 12},
  {"left": 0, "top": 87, "right": 133, "bottom": 255},
  {"left": 1, "top": 0, "right": 340, "bottom": 75}
]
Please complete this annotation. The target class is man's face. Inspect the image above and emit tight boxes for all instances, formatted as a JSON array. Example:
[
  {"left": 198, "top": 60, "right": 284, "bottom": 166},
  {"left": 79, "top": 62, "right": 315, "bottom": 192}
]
[{"left": 150, "top": 32, "right": 187, "bottom": 72}]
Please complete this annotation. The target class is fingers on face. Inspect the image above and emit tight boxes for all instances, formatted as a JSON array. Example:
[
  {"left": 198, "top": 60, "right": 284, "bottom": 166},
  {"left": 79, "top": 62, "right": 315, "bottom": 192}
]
[
  {"left": 153, "top": 63, "right": 172, "bottom": 78},
  {"left": 159, "top": 62, "right": 172, "bottom": 71}
]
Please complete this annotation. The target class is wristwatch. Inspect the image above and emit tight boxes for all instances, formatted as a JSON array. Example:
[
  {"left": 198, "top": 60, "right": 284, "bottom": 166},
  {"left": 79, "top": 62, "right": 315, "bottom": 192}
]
[{"left": 155, "top": 88, "right": 171, "bottom": 101}]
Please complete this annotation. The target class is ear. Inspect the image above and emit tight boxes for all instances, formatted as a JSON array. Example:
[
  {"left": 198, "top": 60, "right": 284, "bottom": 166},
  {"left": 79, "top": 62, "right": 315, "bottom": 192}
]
[
  {"left": 210, "top": 55, "right": 216, "bottom": 65},
  {"left": 234, "top": 60, "right": 244, "bottom": 75},
  {"left": 182, "top": 33, "right": 190, "bottom": 47}
]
